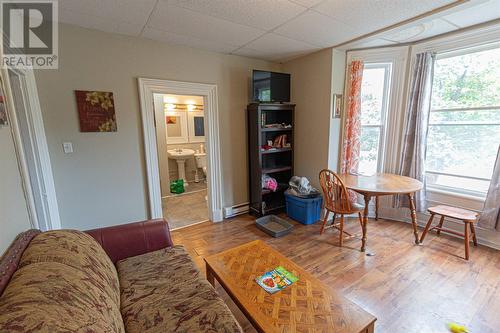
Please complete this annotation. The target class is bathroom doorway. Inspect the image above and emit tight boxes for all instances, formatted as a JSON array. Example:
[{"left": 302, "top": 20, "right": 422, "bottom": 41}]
[
  {"left": 138, "top": 78, "right": 224, "bottom": 227},
  {"left": 153, "top": 93, "right": 209, "bottom": 229}
]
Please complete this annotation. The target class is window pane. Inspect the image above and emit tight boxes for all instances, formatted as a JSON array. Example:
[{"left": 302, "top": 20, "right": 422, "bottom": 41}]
[
  {"left": 432, "top": 47, "right": 500, "bottom": 109},
  {"left": 359, "top": 126, "right": 380, "bottom": 175},
  {"left": 426, "top": 124, "right": 500, "bottom": 181},
  {"left": 430, "top": 110, "right": 500, "bottom": 123},
  {"left": 426, "top": 173, "right": 490, "bottom": 194},
  {"left": 360, "top": 67, "right": 386, "bottom": 125}
]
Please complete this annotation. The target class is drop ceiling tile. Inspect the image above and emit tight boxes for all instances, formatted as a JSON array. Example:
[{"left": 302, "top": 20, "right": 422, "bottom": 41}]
[
  {"left": 443, "top": 0, "right": 500, "bottom": 27},
  {"left": 142, "top": 28, "right": 238, "bottom": 54},
  {"left": 233, "top": 46, "right": 312, "bottom": 62},
  {"left": 60, "top": 9, "right": 117, "bottom": 33},
  {"left": 243, "top": 33, "right": 320, "bottom": 54},
  {"left": 382, "top": 19, "right": 458, "bottom": 43},
  {"left": 343, "top": 38, "right": 397, "bottom": 50},
  {"left": 115, "top": 22, "right": 145, "bottom": 37},
  {"left": 147, "top": 3, "right": 264, "bottom": 47},
  {"left": 59, "top": 0, "right": 156, "bottom": 26},
  {"left": 165, "top": 0, "right": 307, "bottom": 30},
  {"left": 314, "top": 0, "right": 457, "bottom": 35},
  {"left": 289, "top": 0, "right": 326, "bottom": 8},
  {"left": 274, "top": 10, "right": 358, "bottom": 47},
  {"left": 59, "top": 9, "right": 144, "bottom": 36}
]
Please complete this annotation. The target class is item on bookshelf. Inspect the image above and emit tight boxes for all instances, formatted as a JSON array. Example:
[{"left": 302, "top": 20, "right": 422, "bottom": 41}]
[
  {"left": 262, "top": 174, "right": 278, "bottom": 192},
  {"left": 263, "top": 123, "right": 292, "bottom": 129},
  {"left": 261, "top": 145, "right": 276, "bottom": 151},
  {"left": 273, "top": 134, "right": 287, "bottom": 148},
  {"left": 255, "top": 266, "right": 298, "bottom": 294}
]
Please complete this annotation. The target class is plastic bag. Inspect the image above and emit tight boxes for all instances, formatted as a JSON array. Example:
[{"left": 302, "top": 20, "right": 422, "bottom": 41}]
[
  {"left": 170, "top": 179, "right": 185, "bottom": 194},
  {"left": 287, "top": 176, "right": 320, "bottom": 198}
]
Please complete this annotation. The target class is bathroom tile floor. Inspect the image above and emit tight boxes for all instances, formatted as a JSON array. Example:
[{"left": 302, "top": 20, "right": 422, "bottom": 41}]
[
  {"left": 164, "top": 181, "right": 207, "bottom": 197},
  {"left": 162, "top": 189, "right": 209, "bottom": 230}
]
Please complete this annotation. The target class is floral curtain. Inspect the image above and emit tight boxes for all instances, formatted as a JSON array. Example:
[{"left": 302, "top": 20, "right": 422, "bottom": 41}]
[
  {"left": 341, "top": 60, "right": 364, "bottom": 174},
  {"left": 394, "top": 52, "right": 434, "bottom": 211},
  {"left": 478, "top": 145, "right": 500, "bottom": 231}
]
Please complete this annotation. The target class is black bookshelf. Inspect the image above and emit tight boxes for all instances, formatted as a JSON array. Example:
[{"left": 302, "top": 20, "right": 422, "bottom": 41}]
[{"left": 247, "top": 103, "right": 295, "bottom": 216}]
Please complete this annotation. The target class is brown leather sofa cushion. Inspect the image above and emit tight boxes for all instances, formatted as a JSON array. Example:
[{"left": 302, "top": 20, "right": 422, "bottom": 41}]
[
  {"left": 86, "top": 219, "right": 173, "bottom": 264},
  {"left": 117, "top": 245, "right": 243, "bottom": 333}
]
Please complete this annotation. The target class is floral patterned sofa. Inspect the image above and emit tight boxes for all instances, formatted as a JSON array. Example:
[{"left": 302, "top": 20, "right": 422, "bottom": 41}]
[{"left": 0, "top": 219, "right": 242, "bottom": 333}]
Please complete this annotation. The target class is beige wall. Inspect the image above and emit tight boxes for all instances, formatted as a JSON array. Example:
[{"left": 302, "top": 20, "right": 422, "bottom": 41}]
[
  {"left": 328, "top": 50, "right": 346, "bottom": 172},
  {"left": 283, "top": 49, "right": 337, "bottom": 189},
  {"left": 0, "top": 126, "right": 32, "bottom": 253},
  {"left": 34, "top": 24, "right": 280, "bottom": 230}
]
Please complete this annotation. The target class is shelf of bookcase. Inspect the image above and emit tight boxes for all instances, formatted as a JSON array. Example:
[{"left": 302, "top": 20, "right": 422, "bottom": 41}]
[
  {"left": 261, "top": 127, "right": 293, "bottom": 132},
  {"left": 261, "top": 147, "right": 292, "bottom": 154},
  {"left": 262, "top": 166, "right": 292, "bottom": 174}
]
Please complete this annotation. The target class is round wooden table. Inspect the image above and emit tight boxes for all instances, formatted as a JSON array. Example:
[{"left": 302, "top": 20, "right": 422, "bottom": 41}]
[{"left": 338, "top": 173, "right": 423, "bottom": 252}]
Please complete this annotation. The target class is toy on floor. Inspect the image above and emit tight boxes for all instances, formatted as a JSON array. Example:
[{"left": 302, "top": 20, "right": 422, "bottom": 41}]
[{"left": 447, "top": 322, "right": 468, "bottom": 333}]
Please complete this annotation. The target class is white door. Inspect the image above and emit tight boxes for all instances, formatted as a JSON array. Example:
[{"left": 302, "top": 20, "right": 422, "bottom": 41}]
[{"left": 6, "top": 69, "right": 61, "bottom": 230}]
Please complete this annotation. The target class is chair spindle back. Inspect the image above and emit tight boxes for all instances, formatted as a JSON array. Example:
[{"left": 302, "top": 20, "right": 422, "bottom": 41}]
[{"left": 319, "top": 169, "right": 351, "bottom": 212}]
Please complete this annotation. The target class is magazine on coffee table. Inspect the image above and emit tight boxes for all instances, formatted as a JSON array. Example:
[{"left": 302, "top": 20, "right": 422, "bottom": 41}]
[{"left": 255, "top": 266, "right": 299, "bottom": 294}]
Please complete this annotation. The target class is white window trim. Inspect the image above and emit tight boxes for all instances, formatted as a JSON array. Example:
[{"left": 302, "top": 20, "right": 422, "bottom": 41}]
[
  {"left": 360, "top": 62, "right": 392, "bottom": 173},
  {"left": 345, "top": 46, "right": 410, "bottom": 175},
  {"left": 412, "top": 25, "right": 500, "bottom": 201}
]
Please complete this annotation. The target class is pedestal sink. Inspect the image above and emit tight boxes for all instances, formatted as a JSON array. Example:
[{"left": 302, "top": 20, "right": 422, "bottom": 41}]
[{"left": 167, "top": 148, "right": 195, "bottom": 185}]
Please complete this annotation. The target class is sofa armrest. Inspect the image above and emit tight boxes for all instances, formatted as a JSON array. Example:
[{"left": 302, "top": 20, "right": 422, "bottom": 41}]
[{"left": 85, "top": 219, "right": 173, "bottom": 264}]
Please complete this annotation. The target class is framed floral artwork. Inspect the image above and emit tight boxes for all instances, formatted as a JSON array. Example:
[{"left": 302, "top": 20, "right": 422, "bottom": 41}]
[{"left": 75, "top": 90, "right": 117, "bottom": 132}]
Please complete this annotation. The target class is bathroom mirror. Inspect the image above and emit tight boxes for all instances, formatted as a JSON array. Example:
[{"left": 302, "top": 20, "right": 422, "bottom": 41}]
[
  {"left": 188, "top": 111, "right": 205, "bottom": 143},
  {"left": 165, "top": 112, "right": 188, "bottom": 144}
]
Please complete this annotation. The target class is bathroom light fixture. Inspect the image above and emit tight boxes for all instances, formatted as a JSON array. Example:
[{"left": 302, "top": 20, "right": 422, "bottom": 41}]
[
  {"left": 165, "top": 103, "right": 176, "bottom": 111},
  {"left": 187, "top": 104, "right": 196, "bottom": 112},
  {"left": 163, "top": 96, "right": 178, "bottom": 104}
]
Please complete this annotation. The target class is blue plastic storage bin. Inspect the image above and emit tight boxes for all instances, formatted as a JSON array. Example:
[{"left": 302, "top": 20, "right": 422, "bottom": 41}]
[{"left": 284, "top": 192, "right": 323, "bottom": 225}]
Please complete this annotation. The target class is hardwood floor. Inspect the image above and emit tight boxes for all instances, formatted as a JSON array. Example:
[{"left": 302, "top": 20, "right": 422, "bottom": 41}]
[{"left": 172, "top": 214, "right": 500, "bottom": 333}]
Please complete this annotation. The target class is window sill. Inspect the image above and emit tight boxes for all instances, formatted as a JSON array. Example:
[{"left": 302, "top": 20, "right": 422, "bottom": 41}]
[{"left": 426, "top": 186, "right": 486, "bottom": 203}]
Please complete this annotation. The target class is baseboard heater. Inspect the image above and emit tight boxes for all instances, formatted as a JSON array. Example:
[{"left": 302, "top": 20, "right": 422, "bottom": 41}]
[{"left": 224, "top": 203, "right": 249, "bottom": 218}]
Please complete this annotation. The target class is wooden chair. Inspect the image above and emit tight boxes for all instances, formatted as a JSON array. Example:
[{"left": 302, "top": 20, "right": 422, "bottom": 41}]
[
  {"left": 420, "top": 205, "right": 479, "bottom": 260},
  {"left": 319, "top": 169, "right": 365, "bottom": 246}
]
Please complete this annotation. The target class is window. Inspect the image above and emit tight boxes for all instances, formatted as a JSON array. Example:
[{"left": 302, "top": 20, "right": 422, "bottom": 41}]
[
  {"left": 426, "top": 44, "right": 500, "bottom": 196},
  {"left": 359, "top": 63, "right": 392, "bottom": 175}
]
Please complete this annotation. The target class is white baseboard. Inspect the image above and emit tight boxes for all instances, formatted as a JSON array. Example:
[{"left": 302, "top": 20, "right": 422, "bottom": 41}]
[{"left": 224, "top": 203, "right": 250, "bottom": 219}]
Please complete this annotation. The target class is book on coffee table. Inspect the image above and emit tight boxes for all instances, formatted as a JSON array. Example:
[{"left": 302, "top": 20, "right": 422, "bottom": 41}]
[{"left": 255, "top": 266, "right": 298, "bottom": 294}]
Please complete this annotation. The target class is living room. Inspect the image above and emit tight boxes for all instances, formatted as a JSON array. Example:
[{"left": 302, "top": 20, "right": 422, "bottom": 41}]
[{"left": 1, "top": 0, "right": 499, "bottom": 332}]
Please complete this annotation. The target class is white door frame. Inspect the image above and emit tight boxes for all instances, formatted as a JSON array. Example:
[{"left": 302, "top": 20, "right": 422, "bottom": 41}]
[
  {"left": 1, "top": 67, "right": 61, "bottom": 230},
  {"left": 138, "top": 78, "right": 224, "bottom": 222}
]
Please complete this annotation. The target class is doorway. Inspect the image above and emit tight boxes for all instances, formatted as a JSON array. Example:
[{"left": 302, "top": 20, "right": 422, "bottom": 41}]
[
  {"left": 138, "top": 78, "right": 224, "bottom": 226},
  {"left": 154, "top": 93, "right": 209, "bottom": 229},
  {"left": 1, "top": 68, "right": 61, "bottom": 230}
]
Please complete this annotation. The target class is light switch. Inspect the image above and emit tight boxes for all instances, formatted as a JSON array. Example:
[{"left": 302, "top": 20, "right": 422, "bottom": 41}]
[{"left": 62, "top": 142, "right": 73, "bottom": 154}]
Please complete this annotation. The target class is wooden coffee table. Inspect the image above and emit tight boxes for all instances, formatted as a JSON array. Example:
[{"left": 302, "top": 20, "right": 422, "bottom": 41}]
[{"left": 204, "top": 240, "right": 376, "bottom": 333}]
